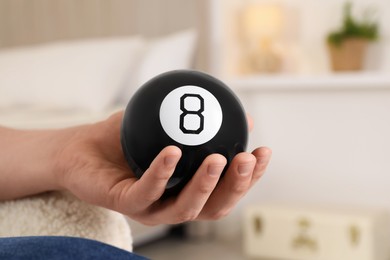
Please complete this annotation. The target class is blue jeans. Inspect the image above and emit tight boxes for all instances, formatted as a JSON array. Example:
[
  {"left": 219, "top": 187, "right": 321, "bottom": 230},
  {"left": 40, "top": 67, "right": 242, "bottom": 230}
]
[{"left": 0, "top": 236, "right": 148, "bottom": 260}]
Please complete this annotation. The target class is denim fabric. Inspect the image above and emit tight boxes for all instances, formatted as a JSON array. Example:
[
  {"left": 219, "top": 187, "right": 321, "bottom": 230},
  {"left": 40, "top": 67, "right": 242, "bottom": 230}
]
[{"left": 0, "top": 236, "right": 149, "bottom": 260}]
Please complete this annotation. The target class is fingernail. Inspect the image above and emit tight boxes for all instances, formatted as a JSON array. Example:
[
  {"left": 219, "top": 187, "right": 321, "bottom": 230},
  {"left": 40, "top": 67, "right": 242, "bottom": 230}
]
[
  {"left": 208, "top": 165, "right": 224, "bottom": 177},
  {"left": 238, "top": 164, "right": 252, "bottom": 176},
  {"left": 164, "top": 155, "right": 178, "bottom": 168}
]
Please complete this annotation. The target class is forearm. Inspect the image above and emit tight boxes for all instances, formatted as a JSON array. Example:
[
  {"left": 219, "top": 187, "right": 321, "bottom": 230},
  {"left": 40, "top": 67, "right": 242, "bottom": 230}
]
[{"left": 0, "top": 126, "right": 74, "bottom": 200}]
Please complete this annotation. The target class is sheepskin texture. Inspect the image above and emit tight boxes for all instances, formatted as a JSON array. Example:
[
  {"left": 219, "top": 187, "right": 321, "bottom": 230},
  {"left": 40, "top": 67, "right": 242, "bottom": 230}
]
[{"left": 0, "top": 191, "right": 133, "bottom": 251}]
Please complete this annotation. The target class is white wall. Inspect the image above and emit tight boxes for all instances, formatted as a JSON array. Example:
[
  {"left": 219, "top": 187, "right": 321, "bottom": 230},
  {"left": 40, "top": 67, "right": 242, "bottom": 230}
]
[{"left": 243, "top": 88, "right": 390, "bottom": 208}]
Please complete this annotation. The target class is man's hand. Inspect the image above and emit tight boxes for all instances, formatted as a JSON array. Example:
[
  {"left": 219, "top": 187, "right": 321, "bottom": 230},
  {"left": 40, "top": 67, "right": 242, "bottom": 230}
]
[{"left": 57, "top": 112, "right": 271, "bottom": 225}]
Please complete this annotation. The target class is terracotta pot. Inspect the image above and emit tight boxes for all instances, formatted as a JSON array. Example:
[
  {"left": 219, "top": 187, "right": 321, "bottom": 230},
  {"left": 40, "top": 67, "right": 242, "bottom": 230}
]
[{"left": 327, "top": 38, "right": 368, "bottom": 71}]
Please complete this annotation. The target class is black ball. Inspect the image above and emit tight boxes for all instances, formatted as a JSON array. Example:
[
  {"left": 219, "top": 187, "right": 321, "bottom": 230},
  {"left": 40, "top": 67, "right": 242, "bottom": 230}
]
[{"left": 121, "top": 70, "right": 248, "bottom": 196}]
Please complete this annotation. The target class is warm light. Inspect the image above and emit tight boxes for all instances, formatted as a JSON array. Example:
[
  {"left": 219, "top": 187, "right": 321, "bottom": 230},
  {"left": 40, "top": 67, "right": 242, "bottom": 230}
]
[
  {"left": 241, "top": 4, "right": 283, "bottom": 40},
  {"left": 240, "top": 4, "right": 284, "bottom": 74}
]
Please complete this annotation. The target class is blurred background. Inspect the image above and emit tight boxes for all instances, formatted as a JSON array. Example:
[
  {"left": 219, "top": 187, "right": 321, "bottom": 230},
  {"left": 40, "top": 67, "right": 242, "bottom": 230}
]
[{"left": 1, "top": 0, "right": 390, "bottom": 259}]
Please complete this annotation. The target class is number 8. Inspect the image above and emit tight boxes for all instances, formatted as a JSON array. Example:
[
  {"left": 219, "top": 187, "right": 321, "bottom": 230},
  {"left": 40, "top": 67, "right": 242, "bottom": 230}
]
[{"left": 179, "top": 94, "right": 204, "bottom": 134}]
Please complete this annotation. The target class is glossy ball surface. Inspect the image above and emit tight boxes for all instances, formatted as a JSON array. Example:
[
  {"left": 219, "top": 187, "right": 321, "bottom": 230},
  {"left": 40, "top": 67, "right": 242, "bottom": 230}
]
[{"left": 121, "top": 70, "right": 248, "bottom": 196}]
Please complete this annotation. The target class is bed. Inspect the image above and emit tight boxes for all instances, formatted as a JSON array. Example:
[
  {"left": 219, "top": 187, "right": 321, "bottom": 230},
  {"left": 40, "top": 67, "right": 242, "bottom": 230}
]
[{"left": 0, "top": 0, "right": 204, "bottom": 247}]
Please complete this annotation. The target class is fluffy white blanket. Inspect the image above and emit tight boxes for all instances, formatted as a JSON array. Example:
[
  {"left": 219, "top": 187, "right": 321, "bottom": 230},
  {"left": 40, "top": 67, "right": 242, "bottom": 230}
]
[{"left": 0, "top": 191, "right": 133, "bottom": 251}]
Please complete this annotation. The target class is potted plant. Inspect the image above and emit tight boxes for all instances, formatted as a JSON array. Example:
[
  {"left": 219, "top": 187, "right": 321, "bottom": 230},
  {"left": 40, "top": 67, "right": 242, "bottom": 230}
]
[{"left": 327, "top": 2, "right": 379, "bottom": 71}]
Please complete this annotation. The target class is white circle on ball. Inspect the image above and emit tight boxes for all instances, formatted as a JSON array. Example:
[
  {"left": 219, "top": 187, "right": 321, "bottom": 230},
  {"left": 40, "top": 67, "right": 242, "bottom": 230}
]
[{"left": 159, "top": 85, "right": 223, "bottom": 146}]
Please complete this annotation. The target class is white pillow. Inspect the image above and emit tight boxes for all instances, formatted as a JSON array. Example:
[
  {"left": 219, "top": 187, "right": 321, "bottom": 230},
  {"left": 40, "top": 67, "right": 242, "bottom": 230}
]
[
  {"left": 0, "top": 36, "right": 144, "bottom": 112},
  {"left": 119, "top": 29, "right": 197, "bottom": 103}
]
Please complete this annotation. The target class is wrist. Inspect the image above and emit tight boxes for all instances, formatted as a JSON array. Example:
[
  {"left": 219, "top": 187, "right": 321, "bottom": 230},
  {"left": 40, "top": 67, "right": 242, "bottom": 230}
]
[
  {"left": 20, "top": 128, "right": 76, "bottom": 192},
  {"left": 52, "top": 124, "right": 92, "bottom": 191}
]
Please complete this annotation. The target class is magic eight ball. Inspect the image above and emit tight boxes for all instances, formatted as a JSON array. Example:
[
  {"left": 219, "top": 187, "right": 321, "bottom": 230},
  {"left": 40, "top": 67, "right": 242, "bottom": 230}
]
[{"left": 121, "top": 70, "right": 248, "bottom": 196}]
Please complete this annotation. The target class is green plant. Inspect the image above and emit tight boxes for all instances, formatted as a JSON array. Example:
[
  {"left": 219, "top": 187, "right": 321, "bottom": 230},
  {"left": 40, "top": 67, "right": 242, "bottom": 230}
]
[{"left": 327, "top": 2, "right": 379, "bottom": 46}]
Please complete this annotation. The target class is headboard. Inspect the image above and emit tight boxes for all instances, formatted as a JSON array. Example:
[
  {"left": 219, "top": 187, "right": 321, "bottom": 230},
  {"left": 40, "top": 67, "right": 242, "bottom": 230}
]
[{"left": 0, "top": 0, "right": 200, "bottom": 48}]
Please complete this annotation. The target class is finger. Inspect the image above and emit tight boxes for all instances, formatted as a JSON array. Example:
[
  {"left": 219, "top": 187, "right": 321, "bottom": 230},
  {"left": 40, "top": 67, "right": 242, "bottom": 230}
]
[
  {"left": 126, "top": 146, "right": 181, "bottom": 213},
  {"left": 103, "top": 111, "right": 124, "bottom": 135},
  {"left": 197, "top": 152, "right": 256, "bottom": 220},
  {"left": 149, "top": 154, "right": 227, "bottom": 224},
  {"left": 246, "top": 113, "right": 254, "bottom": 132},
  {"left": 250, "top": 147, "right": 272, "bottom": 188},
  {"left": 107, "top": 110, "right": 124, "bottom": 122}
]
